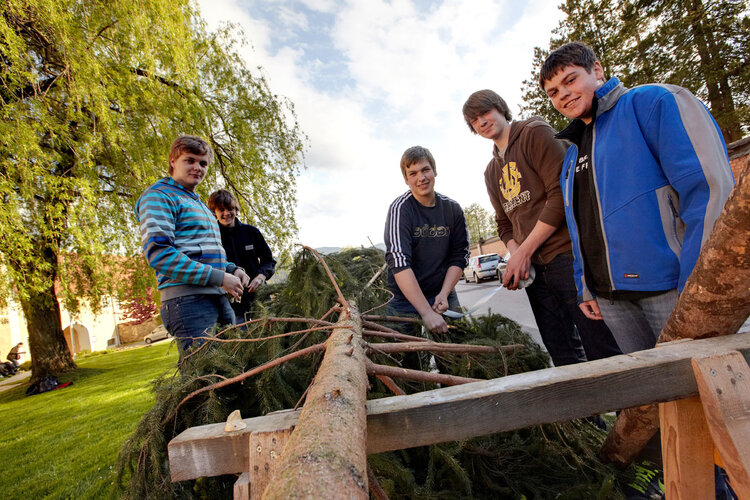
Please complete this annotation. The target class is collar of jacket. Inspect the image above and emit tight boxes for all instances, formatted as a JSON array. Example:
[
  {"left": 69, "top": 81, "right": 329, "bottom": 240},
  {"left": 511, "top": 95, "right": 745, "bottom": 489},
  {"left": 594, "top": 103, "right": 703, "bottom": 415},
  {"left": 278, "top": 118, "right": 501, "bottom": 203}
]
[
  {"left": 160, "top": 177, "right": 200, "bottom": 200},
  {"left": 556, "top": 76, "right": 627, "bottom": 142}
]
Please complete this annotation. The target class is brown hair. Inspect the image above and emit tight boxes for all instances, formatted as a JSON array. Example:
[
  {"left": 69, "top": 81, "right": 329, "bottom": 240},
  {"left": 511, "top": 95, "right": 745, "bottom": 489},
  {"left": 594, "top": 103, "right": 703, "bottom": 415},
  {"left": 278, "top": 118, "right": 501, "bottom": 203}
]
[
  {"left": 400, "top": 146, "right": 436, "bottom": 179},
  {"left": 168, "top": 135, "right": 214, "bottom": 174},
  {"left": 208, "top": 189, "right": 239, "bottom": 213},
  {"left": 462, "top": 90, "right": 512, "bottom": 133},
  {"left": 539, "top": 41, "right": 599, "bottom": 89}
]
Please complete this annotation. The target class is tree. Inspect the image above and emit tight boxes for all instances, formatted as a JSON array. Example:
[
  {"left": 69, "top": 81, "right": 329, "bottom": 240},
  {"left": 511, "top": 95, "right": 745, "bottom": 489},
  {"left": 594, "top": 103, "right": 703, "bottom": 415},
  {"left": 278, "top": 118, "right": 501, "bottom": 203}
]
[
  {"left": 464, "top": 203, "right": 495, "bottom": 245},
  {"left": 0, "top": 0, "right": 305, "bottom": 383},
  {"left": 519, "top": 0, "right": 749, "bottom": 142}
]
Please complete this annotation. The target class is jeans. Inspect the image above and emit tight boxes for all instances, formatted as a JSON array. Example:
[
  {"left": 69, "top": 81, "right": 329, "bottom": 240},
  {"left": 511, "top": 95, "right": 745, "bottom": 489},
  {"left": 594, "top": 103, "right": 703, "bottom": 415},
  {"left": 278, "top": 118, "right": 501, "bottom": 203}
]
[
  {"left": 525, "top": 252, "right": 622, "bottom": 366},
  {"left": 596, "top": 289, "right": 679, "bottom": 353},
  {"left": 160, "top": 294, "right": 235, "bottom": 354}
]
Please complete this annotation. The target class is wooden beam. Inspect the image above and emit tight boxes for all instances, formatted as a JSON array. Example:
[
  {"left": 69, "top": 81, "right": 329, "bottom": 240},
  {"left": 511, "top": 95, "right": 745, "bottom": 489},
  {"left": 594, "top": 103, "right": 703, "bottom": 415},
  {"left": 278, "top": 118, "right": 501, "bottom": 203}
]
[
  {"left": 168, "top": 334, "right": 750, "bottom": 481},
  {"left": 234, "top": 472, "right": 250, "bottom": 500},
  {"left": 659, "top": 397, "right": 714, "bottom": 499},
  {"left": 249, "top": 428, "right": 292, "bottom": 499},
  {"left": 692, "top": 351, "right": 750, "bottom": 496}
]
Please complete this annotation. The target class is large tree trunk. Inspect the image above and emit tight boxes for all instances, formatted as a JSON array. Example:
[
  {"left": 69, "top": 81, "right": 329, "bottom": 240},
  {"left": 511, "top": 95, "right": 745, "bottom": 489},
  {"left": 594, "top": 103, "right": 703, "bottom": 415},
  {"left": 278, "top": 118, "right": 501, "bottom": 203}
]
[
  {"left": 20, "top": 246, "right": 76, "bottom": 385},
  {"left": 686, "top": 0, "right": 742, "bottom": 142},
  {"left": 263, "top": 307, "right": 368, "bottom": 499},
  {"left": 601, "top": 171, "right": 750, "bottom": 466}
]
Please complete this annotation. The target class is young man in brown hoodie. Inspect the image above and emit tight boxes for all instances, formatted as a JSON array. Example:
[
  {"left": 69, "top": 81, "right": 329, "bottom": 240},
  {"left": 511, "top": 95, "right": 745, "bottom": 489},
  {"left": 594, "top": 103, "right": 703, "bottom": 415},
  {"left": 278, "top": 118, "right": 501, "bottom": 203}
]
[{"left": 463, "top": 90, "right": 620, "bottom": 366}]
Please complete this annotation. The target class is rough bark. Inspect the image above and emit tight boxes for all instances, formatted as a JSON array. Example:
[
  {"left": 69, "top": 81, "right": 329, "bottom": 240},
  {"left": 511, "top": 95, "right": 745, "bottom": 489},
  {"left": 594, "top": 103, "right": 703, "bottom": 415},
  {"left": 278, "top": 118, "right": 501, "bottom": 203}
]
[
  {"left": 601, "top": 173, "right": 750, "bottom": 466},
  {"left": 19, "top": 247, "right": 76, "bottom": 384},
  {"left": 263, "top": 308, "right": 368, "bottom": 499}
]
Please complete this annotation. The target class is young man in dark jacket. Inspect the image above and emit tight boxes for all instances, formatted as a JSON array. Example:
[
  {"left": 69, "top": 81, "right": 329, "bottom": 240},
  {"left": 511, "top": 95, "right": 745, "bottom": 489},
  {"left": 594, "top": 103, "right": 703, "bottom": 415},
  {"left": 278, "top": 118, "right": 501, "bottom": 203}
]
[
  {"left": 384, "top": 146, "right": 470, "bottom": 334},
  {"left": 209, "top": 189, "right": 276, "bottom": 323},
  {"left": 463, "top": 90, "right": 620, "bottom": 366}
]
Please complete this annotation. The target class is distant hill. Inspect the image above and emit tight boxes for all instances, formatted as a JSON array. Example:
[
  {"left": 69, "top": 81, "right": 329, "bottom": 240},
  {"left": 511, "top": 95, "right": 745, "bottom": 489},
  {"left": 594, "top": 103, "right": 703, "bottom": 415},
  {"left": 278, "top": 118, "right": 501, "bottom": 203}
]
[{"left": 315, "top": 243, "right": 385, "bottom": 255}]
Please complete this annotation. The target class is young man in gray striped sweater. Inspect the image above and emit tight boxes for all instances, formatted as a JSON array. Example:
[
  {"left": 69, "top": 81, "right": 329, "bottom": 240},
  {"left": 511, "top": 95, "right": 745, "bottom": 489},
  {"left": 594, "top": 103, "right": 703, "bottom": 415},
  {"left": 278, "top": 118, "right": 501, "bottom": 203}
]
[{"left": 135, "top": 135, "right": 250, "bottom": 354}]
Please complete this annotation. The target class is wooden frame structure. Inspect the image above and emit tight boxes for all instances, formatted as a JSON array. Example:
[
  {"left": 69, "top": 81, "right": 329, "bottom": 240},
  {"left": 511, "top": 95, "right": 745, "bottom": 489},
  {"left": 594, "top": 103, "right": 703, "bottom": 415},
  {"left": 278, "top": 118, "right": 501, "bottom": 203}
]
[{"left": 168, "top": 333, "right": 750, "bottom": 498}]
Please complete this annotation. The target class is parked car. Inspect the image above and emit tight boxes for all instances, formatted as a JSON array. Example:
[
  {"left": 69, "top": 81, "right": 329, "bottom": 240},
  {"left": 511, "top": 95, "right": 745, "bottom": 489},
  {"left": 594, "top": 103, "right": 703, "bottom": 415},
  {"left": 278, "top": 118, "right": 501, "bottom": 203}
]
[
  {"left": 463, "top": 253, "right": 505, "bottom": 283},
  {"left": 144, "top": 325, "right": 170, "bottom": 344}
]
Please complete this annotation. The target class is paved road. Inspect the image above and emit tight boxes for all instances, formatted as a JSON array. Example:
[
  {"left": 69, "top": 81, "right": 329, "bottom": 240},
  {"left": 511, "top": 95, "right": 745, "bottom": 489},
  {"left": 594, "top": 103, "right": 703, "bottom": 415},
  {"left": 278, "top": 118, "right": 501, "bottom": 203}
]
[{"left": 454, "top": 278, "right": 545, "bottom": 350}]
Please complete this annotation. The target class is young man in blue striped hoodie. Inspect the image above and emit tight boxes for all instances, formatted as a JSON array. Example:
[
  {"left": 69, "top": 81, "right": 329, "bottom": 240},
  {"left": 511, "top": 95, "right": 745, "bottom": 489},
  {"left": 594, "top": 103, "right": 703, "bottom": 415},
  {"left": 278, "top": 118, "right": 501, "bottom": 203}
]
[{"left": 135, "top": 135, "right": 250, "bottom": 353}]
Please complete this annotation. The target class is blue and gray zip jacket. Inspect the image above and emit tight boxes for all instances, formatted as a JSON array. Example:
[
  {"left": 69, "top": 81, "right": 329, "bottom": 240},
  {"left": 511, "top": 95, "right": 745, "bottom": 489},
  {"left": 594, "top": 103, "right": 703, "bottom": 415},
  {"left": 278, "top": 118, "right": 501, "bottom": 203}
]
[
  {"left": 558, "top": 77, "right": 734, "bottom": 302},
  {"left": 134, "top": 177, "right": 237, "bottom": 301}
]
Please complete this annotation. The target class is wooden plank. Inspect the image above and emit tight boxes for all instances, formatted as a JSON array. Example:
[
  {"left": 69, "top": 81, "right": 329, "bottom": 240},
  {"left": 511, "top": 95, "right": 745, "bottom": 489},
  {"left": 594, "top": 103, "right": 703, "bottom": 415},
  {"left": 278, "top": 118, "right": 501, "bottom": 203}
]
[
  {"left": 168, "top": 333, "right": 750, "bottom": 480},
  {"left": 169, "top": 409, "right": 298, "bottom": 482},
  {"left": 692, "top": 351, "right": 750, "bottom": 496},
  {"left": 659, "top": 397, "right": 714, "bottom": 499},
  {"left": 249, "top": 428, "right": 292, "bottom": 499},
  {"left": 234, "top": 472, "right": 250, "bottom": 500}
]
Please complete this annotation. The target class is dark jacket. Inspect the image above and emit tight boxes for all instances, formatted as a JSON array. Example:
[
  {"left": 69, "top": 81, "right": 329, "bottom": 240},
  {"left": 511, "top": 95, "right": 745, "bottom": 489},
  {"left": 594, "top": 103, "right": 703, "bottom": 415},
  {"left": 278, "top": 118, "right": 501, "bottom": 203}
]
[{"left": 219, "top": 218, "right": 276, "bottom": 318}]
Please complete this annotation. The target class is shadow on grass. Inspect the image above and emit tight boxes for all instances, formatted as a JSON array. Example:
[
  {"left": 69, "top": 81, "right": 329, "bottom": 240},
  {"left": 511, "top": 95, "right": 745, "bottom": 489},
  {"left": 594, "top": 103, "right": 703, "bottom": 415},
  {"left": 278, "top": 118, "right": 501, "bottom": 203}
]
[{"left": 0, "top": 366, "right": 107, "bottom": 404}]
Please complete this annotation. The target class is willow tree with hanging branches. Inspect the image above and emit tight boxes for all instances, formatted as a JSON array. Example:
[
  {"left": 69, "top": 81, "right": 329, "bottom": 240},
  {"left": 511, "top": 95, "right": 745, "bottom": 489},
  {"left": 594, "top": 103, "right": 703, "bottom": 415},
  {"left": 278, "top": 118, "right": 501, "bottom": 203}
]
[{"left": 0, "top": 0, "right": 305, "bottom": 383}]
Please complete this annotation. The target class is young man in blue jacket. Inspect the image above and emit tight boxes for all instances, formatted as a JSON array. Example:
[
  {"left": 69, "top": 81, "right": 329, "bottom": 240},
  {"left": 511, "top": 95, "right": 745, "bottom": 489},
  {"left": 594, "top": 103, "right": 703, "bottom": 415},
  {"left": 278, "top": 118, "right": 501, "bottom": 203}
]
[
  {"left": 135, "top": 135, "right": 250, "bottom": 354},
  {"left": 540, "top": 42, "right": 733, "bottom": 354}
]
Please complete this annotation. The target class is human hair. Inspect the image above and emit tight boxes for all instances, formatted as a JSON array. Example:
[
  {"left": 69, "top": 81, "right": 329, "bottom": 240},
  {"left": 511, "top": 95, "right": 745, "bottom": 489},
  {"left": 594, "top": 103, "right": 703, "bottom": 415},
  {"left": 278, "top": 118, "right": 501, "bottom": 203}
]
[
  {"left": 208, "top": 189, "right": 239, "bottom": 213},
  {"left": 462, "top": 90, "right": 513, "bottom": 133},
  {"left": 168, "top": 135, "right": 214, "bottom": 174},
  {"left": 539, "top": 41, "right": 599, "bottom": 89},
  {"left": 400, "top": 146, "right": 436, "bottom": 179}
]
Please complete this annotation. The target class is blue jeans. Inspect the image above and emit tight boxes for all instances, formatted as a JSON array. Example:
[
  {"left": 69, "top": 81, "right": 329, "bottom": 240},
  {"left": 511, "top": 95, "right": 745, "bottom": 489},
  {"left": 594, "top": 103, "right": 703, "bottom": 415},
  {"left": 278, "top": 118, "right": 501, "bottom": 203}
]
[
  {"left": 525, "top": 252, "right": 622, "bottom": 366},
  {"left": 160, "top": 294, "right": 235, "bottom": 354},
  {"left": 596, "top": 289, "right": 678, "bottom": 353}
]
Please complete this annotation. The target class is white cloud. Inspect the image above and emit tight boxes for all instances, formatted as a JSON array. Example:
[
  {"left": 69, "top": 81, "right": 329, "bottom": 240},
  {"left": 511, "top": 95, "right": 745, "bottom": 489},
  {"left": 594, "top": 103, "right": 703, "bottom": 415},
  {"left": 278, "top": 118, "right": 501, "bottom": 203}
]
[{"left": 195, "top": 0, "right": 564, "bottom": 248}]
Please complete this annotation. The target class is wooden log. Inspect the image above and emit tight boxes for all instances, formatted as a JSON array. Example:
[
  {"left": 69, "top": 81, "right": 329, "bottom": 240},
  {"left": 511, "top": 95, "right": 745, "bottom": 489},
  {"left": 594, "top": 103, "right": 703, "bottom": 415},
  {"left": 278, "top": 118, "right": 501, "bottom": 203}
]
[
  {"left": 249, "top": 428, "right": 292, "bottom": 499},
  {"left": 692, "top": 351, "right": 750, "bottom": 496},
  {"left": 234, "top": 472, "right": 251, "bottom": 500},
  {"left": 167, "top": 334, "right": 750, "bottom": 481},
  {"left": 659, "top": 397, "right": 714, "bottom": 499},
  {"left": 262, "top": 309, "right": 369, "bottom": 499},
  {"left": 601, "top": 173, "right": 750, "bottom": 465}
]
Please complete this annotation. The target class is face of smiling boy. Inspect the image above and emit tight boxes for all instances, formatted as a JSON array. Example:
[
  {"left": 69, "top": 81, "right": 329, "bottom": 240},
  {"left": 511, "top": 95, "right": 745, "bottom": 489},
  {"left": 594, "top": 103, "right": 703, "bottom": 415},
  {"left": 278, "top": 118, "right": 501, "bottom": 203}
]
[
  {"left": 404, "top": 159, "right": 437, "bottom": 206},
  {"left": 543, "top": 61, "right": 604, "bottom": 124},
  {"left": 170, "top": 152, "right": 211, "bottom": 192}
]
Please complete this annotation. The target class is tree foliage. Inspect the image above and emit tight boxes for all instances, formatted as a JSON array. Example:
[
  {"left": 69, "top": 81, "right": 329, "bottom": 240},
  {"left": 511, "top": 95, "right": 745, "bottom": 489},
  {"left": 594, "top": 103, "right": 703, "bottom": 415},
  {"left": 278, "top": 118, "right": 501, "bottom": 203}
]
[
  {"left": 464, "top": 203, "right": 496, "bottom": 245},
  {"left": 520, "top": 0, "right": 749, "bottom": 141},
  {"left": 0, "top": 0, "right": 305, "bottom": 382}
]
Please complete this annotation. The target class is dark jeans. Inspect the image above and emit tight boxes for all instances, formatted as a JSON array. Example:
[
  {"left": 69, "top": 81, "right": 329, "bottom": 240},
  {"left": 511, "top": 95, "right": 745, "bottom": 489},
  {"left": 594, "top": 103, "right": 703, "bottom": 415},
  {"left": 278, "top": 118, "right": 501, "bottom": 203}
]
[
  {"left": 386, "top": 290, "right": 461, "bottom": 318},
  {"left": 525, "top": 252, "right": 621, "bottom": 366},
  {"left": 161, "top": 294, "right": 235, "bottom": 355}
]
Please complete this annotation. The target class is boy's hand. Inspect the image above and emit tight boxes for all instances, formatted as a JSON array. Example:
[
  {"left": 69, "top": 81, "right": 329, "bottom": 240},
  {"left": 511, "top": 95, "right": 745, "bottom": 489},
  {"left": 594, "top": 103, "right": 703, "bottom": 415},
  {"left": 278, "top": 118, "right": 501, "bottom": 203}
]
[
  {"left": 233, "top": 268, "right": 251, "bottom": 288},
  {"left": 503, "top": 253, "right": 531, "bottom": 290},
  {"left": 421, "top": 310, "right": 448, "bottom": 333},
  {"left": 222, "top": 272, "right": 244, "bottom": 301},
  {"left": 247, "top": 273, "right": 266, "bottom": 292},
  {"left": 432, "top": 293, "right": 450, "bottom": 314},
  {"left": 579, "top": 300, "right": 603, "bottom": 320}
]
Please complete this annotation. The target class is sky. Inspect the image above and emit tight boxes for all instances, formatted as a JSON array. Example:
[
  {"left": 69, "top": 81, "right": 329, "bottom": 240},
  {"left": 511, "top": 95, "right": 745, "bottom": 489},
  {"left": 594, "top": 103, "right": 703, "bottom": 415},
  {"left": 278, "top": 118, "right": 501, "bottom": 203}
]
[{"left": 196, "top": 0, "right": 565, "bottom": 249}]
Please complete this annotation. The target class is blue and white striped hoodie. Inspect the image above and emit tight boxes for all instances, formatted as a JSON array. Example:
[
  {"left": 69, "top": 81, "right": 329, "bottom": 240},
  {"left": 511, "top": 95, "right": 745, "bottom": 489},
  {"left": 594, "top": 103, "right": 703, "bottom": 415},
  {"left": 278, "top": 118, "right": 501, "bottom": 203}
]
[{"left": 134, "top": 177, "right": 236, "bottom": 301}]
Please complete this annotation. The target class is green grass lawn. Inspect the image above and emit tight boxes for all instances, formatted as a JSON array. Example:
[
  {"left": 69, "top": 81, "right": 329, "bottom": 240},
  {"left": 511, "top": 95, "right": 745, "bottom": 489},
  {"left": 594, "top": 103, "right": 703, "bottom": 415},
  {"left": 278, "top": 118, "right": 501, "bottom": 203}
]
[{"left": 0, "top": 342, "right": 178, "bottom": 499}]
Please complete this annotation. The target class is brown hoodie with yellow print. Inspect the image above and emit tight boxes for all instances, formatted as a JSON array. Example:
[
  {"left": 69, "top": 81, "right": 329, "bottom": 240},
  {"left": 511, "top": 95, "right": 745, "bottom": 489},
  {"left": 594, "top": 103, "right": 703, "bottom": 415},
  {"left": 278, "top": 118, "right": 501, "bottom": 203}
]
[{"left": 483, "top": 116, "right": 571, "bottom": 265}]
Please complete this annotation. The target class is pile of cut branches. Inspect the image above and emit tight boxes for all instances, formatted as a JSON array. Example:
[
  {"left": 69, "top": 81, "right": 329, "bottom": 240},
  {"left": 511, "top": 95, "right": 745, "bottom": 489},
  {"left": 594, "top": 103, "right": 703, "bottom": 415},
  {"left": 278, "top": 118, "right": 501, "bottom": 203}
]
[{"left": 117, "top": 247, "right": 625, "bottom": 499}]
